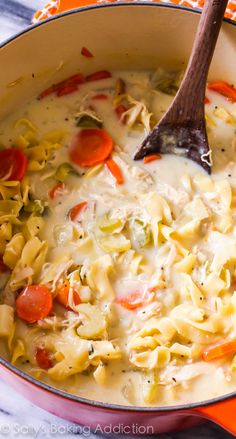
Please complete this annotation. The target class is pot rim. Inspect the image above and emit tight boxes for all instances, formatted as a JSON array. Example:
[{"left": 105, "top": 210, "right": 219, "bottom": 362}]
[
  {"left": 0, "top": 1, "right": 235, "bottom": 413},
  {"left": 0, "top": 0, "right": 235, "bottom": 50}
]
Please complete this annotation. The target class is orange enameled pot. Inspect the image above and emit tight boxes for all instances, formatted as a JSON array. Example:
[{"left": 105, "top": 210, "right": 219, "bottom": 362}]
[{"left": 0, "top": 3, "right": 235, "bottom": 434}]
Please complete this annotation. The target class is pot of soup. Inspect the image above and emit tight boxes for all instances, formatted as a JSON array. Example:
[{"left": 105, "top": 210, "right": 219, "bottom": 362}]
[{"left": 0, "top": 2, "right": 235, "bottom": 435}]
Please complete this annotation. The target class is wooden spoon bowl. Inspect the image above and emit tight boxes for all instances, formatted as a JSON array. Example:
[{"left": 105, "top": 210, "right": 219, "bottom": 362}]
[{"left": 134, "top": 0, "right": 229, "bottom": 174}]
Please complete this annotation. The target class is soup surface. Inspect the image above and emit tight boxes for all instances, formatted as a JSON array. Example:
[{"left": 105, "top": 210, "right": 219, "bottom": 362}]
[{"left": 0, "top": 68, "right": 236, "bottom": 406}]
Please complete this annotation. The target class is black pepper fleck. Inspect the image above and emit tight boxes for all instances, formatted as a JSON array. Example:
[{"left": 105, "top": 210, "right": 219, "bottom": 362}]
[{"left": 89, "top": 345, "right": 94, "bottom": 355}]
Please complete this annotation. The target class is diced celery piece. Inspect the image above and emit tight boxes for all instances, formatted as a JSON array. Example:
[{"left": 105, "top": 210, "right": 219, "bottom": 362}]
[
  {"left": 153, "top": 70, "right": 183, "bottom": 96},
  {"left": 55, "top": 163, "right": 80, "bottom": 182},
  {"left": 76, "top": 303, "right": 106, "bottom": 339},
  {"left": 98, "top": 234, "right": 131, "bottom": 253},
  {"left": 130, "top": 219, "right": 151, "bottom": 248},
  {"left": 24, "top": 200, "right": 45, "bottom": 215},
  {"left": 76, "top": 114, "right": 103, "bottom": 128}
]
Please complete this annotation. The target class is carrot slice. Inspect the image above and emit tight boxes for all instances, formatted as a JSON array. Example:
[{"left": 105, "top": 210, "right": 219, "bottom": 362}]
[
  {"left": 69, "top": 128, "right": 113, "bottom": 167},
  {"left": 39, "top": 73, "right": 85, "bottom": 99},
  {"left": 56, "top": 74, "right": 85, "bottom": 89},
  {"left": 81, "top": 47, "right": 94, "bottom": 58},
  {"left": 202, "top": 340, "right": 236, "bottom": 361},
  {"left": 182, "top": 1, "right": 193, "bottom": 7},
  {"left": 92, "top": 94, "right": 108, "bottom": 101},
  {"left": 105, "top": 158, "right": 124, "bottom": 184},
  {"left": 116, "top": 292, "right": 146, "bottom": 310},
  {"left": 208, "top": 81, "right": 236, "bottom": 102},
  {"left": 16, "top": 285, "right": 53, "bottom": 323},
  {"left": 56, "top": 279, "right": 81, "bottom": 309},
  {"left": 36, "top": 347, "right": 53, "bottom": 370},
  {"left": 0, "top": 148, "right": 28, "bottom": 181},
  {"left": 228, "top": 3, "right": 236, "bottom": 12},
  {"left": 39, "top": 85, "right": 56, "bottom": 100},
  {"left": 69, "top": 201, "right": 88, "bottom": 221},
  {"left": 143, "top": 154, "right": 161, "bottom": 164},
  {"left": 56, "top": 74, "right": 85, "bottom": 97},
  {"left": 48, "top": 182, "right": 65, "bottom": 199},
  {"left": 57, "top": 84, "right": 78, "bottom": 97},
  {"left": 86, "top": 70, "right": 112, "bottom": 82}
]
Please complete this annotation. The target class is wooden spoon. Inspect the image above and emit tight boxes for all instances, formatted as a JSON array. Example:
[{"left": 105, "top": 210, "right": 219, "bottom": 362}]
[{"left": 134, "top": 0, "right": 228, "bottom": 173}]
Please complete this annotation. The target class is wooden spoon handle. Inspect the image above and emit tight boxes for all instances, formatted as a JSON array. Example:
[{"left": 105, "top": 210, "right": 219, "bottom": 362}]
[{"left": 166, "top": 0, "right": 228, "bottom": 123}]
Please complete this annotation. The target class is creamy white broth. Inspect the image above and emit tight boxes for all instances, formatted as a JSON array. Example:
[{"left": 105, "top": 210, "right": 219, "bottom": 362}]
[{"left": 0, "top": 70, "right": 236, "bottom": 407}]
